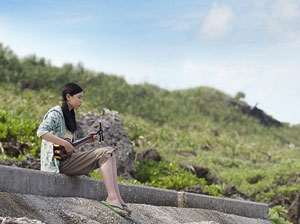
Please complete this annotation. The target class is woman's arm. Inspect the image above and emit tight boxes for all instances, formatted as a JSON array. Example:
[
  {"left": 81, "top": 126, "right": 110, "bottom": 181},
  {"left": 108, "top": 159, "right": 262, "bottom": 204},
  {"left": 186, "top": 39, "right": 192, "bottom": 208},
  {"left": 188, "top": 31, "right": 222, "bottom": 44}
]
[
  {"left": 74, "top": 132, "right": 98, "bottom": 150},
  {"left": 41, "top": 132, "right": 75, "bottom": 153}
]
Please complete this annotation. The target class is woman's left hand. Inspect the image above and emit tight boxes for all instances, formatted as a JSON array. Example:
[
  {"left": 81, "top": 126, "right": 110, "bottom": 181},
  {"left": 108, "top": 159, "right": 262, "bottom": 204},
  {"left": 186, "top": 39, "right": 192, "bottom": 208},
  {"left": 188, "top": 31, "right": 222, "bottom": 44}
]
[{"left": 86, "top": 132, "right": 98, "bottom": 143}]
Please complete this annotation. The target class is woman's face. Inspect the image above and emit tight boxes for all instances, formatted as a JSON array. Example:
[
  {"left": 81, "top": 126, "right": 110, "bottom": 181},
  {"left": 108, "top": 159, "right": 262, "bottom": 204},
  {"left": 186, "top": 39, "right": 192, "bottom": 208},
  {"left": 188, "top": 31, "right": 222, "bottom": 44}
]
[{"left": 67, "top": 91, "right": 83, "bottom": 110}]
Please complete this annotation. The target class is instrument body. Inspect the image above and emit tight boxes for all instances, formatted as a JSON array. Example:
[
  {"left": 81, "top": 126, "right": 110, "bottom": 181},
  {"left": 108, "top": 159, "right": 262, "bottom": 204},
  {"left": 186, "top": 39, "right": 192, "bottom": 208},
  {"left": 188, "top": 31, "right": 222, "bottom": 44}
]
[{"left": 53, "top": 122, "right": 104, "bottom": 160}]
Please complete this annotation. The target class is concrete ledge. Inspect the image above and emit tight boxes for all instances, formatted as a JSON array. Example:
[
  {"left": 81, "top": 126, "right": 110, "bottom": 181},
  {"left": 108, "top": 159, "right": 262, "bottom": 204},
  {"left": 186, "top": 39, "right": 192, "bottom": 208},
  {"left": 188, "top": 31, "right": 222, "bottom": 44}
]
[
  {"left": 0, "top": 165, "right": 177, "bottom": 206},
  {"left": 118, "top": 182, "right": 178, "bottom": 206},
  {"left": 184, "top": 192, "right": 269, "bottom": 220},
  {"left": 0, "top": 165, "right": 269, "bottom": 219}
]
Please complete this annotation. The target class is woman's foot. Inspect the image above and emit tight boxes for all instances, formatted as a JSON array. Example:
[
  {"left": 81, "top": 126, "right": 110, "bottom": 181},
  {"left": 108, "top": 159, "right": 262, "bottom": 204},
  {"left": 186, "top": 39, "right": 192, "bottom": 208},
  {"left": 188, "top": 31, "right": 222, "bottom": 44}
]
[
  {"left": 105, "top": 199, "right": 128, "bottom": 216},
  {"left": 119, "top": 197, "right": 133, "bottom": 213},
  {"left": 121, "top": 203, "right": 132, "bottom": 214},
  {"left": 119, "top": 200, "right": 132, "bottom": 213}
]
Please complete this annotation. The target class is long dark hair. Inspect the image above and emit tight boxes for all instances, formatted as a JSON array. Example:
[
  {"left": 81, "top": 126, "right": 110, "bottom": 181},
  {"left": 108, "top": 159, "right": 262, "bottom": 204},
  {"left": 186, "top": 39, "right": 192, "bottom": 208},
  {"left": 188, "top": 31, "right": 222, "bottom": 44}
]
[{"left": 61, "top": 83, "right": 83, "bottom": 133}]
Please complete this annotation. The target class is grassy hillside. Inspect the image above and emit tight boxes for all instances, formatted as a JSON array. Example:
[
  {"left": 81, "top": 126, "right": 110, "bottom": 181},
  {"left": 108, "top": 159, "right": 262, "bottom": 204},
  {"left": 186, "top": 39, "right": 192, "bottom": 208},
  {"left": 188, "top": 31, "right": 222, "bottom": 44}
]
[
  {"left": 0, "top": 43, "right": 252, "bottom": 125},
  {"left": 1, "top": 43, "right": 300, "bottom": 223}
]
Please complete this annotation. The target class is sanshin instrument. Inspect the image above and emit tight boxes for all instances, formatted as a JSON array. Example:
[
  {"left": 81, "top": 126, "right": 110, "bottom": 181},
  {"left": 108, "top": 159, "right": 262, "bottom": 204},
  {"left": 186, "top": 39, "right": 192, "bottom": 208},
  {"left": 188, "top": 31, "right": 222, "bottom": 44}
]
[{"left": 53, "top": 121, "right": 104, "bottom": 160}]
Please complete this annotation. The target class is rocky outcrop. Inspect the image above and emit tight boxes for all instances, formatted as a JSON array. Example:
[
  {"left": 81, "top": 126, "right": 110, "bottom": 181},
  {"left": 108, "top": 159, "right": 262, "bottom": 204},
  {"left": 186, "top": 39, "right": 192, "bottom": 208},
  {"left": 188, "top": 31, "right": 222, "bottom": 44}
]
[
  {"left": 135, "top": 148, "right": 162, "bottom": 163},
  {"left": 228, "top": 100, "right": 282, "bottom": 127},
  {"left": 0, "top": 154, "right": 40, "bottom": 170},
  {"left": 76, "top": 109, "right": 136, "bottom": 179},
  {"left": 0, "top": 192, "right": 273, "bottom": 224}
]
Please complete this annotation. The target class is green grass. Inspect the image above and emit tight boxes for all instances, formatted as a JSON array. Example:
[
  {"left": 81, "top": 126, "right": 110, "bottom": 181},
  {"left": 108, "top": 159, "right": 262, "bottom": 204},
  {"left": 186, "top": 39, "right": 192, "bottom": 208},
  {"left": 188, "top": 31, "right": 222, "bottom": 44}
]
[
  {"left": 2, "top": 81, "right": 300, "bottom": 204},
  {"left": 1, "top": 43, "right": 300, "bottom": 223}
]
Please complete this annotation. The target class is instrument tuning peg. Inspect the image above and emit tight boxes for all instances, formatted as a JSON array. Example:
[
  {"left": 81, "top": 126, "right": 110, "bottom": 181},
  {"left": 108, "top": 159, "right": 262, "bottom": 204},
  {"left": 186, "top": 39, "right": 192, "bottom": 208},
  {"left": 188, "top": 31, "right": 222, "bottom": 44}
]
[{"left": 99, "top": 121, "right": 104, "bottom": 143}]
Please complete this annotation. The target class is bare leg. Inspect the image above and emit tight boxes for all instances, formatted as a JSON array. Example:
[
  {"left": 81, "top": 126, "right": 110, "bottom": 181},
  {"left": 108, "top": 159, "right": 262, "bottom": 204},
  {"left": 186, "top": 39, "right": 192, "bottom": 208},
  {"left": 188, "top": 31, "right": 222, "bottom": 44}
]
[
  {"left": 111, "top": 152, "right": 132, "bottom": 212},
  {"left": 100, "top": 156, "right": 127, "bottom": 215}
]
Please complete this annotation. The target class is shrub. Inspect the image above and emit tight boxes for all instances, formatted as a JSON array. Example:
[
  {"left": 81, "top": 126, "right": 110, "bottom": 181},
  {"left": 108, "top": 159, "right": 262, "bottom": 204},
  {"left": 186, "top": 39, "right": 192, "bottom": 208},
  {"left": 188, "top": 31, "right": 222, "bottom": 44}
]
[
  {"left": 269, "top": 206, "right": 292, "bottom": 224},
  {"left": 0, "top": 110, "right": 41, "bottom": 157}
]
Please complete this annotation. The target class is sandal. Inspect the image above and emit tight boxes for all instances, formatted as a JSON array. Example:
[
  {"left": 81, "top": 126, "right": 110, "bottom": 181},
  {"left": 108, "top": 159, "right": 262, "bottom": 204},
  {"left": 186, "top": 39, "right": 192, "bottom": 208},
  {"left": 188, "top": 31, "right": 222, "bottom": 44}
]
[
  {"left": 121, "top": 204, "right": 132, "bottom": 215},
  {"left": 101, "top": 201, "right": 128, "bottom": 217}
]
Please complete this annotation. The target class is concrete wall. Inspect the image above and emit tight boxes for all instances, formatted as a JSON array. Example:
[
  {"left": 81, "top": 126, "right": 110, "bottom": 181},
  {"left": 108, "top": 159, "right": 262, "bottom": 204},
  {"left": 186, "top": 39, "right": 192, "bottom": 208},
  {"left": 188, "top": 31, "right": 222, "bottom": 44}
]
[{"left": 0, "top": 165, "right": 269, "bottom": 220}]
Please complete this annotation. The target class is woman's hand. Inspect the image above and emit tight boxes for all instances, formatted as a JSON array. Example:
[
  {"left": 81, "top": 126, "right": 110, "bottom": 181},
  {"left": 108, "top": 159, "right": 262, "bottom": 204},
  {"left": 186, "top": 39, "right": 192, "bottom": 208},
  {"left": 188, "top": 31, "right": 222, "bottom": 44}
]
[
  {"left": 40, "top": 132, "right": 76, "bottom": 154},
  {"left": 85, "top": 132, "right": 98, "bottom": 143},
  {"left": 63, "top": 140, "right": 76, "bottom": 154}
]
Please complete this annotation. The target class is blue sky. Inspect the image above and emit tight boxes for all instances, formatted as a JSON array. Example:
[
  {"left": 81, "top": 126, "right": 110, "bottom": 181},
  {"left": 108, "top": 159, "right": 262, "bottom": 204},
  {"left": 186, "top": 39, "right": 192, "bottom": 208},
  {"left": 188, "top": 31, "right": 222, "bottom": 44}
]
[{"left": 1, "top": 0, "right": 300, "bottom": 124}]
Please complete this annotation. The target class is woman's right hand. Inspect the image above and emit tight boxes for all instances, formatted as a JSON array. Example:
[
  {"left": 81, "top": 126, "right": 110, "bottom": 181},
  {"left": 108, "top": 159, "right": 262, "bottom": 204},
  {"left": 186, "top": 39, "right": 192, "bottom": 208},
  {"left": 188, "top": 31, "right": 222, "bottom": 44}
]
[{"left": 63, "top": 140, "right": 75, "bottom": 154}]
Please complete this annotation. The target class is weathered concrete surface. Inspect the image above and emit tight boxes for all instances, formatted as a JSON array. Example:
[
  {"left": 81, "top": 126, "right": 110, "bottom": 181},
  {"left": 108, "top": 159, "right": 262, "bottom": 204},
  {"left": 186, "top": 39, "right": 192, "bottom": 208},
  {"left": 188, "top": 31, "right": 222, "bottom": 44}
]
[
  {"left": 0, "top": 192, "right": 273, "bottom": 224},
  {"left": 0, "top": 165, "right": 178, "bottom": 206},
  {"left": 184, "top": 192, "right": 268, "bottom": 219},
  {"left": 0, "top": 165, "right": 270, "bottom": 220}
]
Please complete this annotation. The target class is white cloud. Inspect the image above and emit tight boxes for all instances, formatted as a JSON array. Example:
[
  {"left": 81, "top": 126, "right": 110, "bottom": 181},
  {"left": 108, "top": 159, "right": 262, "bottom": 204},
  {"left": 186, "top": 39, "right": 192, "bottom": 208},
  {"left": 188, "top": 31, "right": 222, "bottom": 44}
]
[
  {"left": 268, "top": 0, "right": 300, "bottom": 38},
  {"left": 252, "top": 0, "right": 300, "bottom": 19},
  {"left": 183, "top": 60, "right": 262, "bottom": 91},
  {"left": 271, "top": 0, "right": 300, "bottom": 21},
  {"left": 250, "top": 0, "right": 300, "bottom": 41},
  {"left": 200, "top": 2, "right": 234, "bottom": 40}
]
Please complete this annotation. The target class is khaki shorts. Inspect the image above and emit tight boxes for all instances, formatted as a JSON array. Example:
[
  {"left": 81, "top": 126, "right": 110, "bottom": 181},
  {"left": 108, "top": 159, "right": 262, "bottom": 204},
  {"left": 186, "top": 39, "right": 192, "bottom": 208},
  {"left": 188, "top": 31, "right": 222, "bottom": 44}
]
[{"left": 60, "top": 147, "right": 114, "bottom": 176}]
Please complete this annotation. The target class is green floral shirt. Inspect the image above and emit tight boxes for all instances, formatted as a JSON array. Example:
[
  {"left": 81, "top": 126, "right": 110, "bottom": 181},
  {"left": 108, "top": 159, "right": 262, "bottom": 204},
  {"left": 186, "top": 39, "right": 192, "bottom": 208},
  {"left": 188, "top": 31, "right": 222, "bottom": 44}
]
[{"left": 37, "top": 106, "right": 65, "bottom": 173}]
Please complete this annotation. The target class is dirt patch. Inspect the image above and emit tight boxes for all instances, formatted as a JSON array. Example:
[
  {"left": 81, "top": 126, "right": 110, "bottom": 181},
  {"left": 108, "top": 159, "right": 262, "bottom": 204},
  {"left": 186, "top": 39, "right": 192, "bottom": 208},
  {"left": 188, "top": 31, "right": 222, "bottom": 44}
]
[{"left": 176, "top": 150, "right": 197, "bottom": 157}]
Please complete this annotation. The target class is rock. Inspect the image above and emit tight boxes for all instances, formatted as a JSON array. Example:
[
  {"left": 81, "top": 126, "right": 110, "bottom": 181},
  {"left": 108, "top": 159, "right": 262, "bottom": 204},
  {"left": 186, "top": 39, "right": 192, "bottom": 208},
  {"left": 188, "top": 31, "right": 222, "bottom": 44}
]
[
  {"left": 179, "top": 164, "right": 217, "bottom": 185},
  {"left": 76, "top": 109, "right": 136, "bottom": 179},
  {"left": 2, "top": 142, "right": 29, "bottom": 158},
  {"left": 135, "top": 148, "right": 162, "bottom": 163},
  {"left": 221, "top": 184, "right": 249, "bottom": 200},
  {"left": 227, "top": 100, "right": 282, "bottom": 127},
  {"left": 0, "top": 159, "right": 14, "bottom": 166},
  {"left": 183, "top": 186, "right": 210, "bottom": 195},
  {"left": 0, "top": 154, "right": 40, "bottom": 170},
  {"left": 247, "top": 174, "right": 264, "bottom": 184},
  {"left": 201, "top": 144, "right": 211, "bottom": 151}
]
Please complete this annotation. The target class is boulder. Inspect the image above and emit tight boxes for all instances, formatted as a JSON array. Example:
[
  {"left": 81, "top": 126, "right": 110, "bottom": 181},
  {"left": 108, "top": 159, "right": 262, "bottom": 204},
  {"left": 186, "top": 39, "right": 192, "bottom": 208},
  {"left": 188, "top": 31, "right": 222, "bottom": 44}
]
[
  {"left": 221, "top": 184, "right": 249, "bottom": 200},
  {"left": 76, "top": 109, "right": 136, "bottom": 179},
  {"left": 179, "top": 164, "right": 217, "bottom": 185},
  {"left": 135, "top": 148, "right": 162, "bottom": 163}
]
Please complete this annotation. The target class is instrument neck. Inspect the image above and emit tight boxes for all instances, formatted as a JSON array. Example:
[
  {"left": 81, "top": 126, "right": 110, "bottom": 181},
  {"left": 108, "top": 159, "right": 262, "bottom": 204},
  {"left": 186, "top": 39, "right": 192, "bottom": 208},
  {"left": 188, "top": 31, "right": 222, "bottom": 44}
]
[
  {"left": 72, "top": 135, "right": 93, "bottom": 147},
  {"left": 71, "top": 128, "right": 103, "bottom": 147}
]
